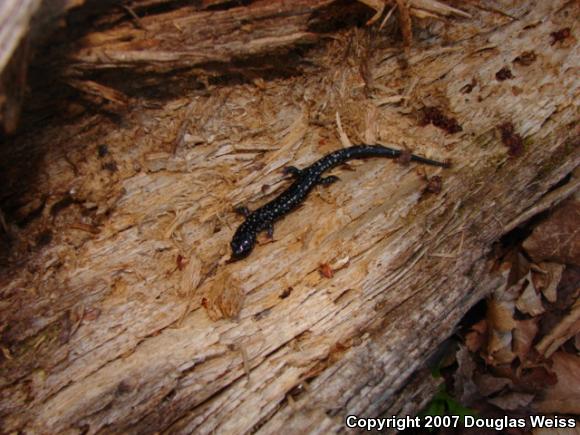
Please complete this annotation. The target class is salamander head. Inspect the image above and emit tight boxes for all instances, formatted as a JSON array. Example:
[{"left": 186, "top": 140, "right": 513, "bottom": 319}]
[{"left": 230, "top": 229, "right": 256, "bottom": 260}]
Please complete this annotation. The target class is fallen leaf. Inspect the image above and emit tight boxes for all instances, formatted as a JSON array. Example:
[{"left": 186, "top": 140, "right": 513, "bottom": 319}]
[
  {"left": 513, "top": 318, "right": 539, "bottom": 362},
  {"left": 553, "top": 265, "right": 580, "bottom": 310},
  {"left": 474, "top": 373, "right": 512, "bottom": 397},
  {"left": 488, "top": 391, "right": 535, "bottom": 411},
  {"left": 505, "top": 251, "right": 531, "bottom": 286},
  {"left": 532, "top": 352, "right": 580, "bottom": 414},
  {"left": 523, "top": 199, "right": 580, "bottom": 266},
  {"left": 472, "top": 319, "right": 488, "bottom": 335},
  {"left": 487, "top": 297, "right": 516, "bottom": 333},
  {"left": 531, "top": 262, "right": 565, "bottom": 303},
  {"left": 454, "top": 345, "right": 479, "bottom": 405},
  {"left": 517, "top": 366, "right": 557, "bottom": 392},
  {"left": 485, "top": 284, "right": 518, "bottom": 365},
  {"left": 535, "top": 298, "right": 580, "bottom": 358},
  {"left": 466, "top": 319, "right": 487, "bottom": 353},
  {"left": 516, "top": 275, "right": 545, "bottom": 316},
  {"left": 487, "top": 329, "right": 516, "bottom": 365}
]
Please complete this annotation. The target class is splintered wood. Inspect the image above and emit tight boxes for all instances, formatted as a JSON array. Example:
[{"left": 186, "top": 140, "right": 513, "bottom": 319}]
[{"left": 0, "top": 0, "right": 578, "bottom": 433}]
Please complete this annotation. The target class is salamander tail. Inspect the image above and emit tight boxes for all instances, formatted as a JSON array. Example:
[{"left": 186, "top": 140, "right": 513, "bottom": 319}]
[{"left": 410, "top": 154, "right": 451, "bottom": 168}]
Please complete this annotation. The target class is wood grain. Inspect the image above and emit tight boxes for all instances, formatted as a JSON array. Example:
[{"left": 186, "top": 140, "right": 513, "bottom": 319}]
[{"left": 0, "top": 0, "right": 578, "bottom": 433}]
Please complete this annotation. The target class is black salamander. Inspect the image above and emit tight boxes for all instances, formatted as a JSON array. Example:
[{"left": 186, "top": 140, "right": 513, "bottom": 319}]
[{"left": 230, "top": 144, "right": 449, "bottom": 260}]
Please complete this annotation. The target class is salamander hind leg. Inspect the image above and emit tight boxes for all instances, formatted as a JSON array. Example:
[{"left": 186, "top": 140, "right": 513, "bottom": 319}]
[
  {"left": 319, "top": 175, "right": 340, "bottom": 186},
  {"left": 283, "top": 166, "right": 302, "bottom": 178},
  {"left": 234, "top": 206, "right": 251, "bottom": 217}
]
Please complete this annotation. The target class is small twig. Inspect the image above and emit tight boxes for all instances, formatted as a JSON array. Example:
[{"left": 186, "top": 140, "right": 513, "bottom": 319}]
[
  {"left": 469, "top": 3, "right": 517, "bottom": 20},
  {"left": 395, "top": 0, "right": 413, "bottom": 49},
  {"left": 379, "top": 4, "right": 398, "bottom": 30},
  {"left": 121, "top": 5, "right": 146, "bottom": 30}
]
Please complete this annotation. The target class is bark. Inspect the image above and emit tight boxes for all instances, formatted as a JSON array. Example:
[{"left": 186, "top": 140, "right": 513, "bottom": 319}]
[{"left": 0, "top": 0, "right": 578, "bottom": 434}]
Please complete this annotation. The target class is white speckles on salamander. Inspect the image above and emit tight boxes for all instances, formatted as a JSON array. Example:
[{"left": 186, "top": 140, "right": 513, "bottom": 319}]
[{"left": 230, "top": 144, "right": 449, "bottom": 260}]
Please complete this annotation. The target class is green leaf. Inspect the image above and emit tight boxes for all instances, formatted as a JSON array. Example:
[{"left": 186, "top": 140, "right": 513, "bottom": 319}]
[{"left": 420, "top": 383, "right": 478, "bottom": 427}]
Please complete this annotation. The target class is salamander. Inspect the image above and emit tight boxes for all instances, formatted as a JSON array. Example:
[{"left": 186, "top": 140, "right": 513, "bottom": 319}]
[{"left": 230, "top": 144, "right": 449, "bottom": 260}]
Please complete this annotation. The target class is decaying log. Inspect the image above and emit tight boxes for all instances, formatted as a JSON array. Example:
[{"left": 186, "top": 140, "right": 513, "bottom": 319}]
[
  {"left": 0, "top": 0, "right": 479, "bottom": 132},
  {"left": 0, "top": 0, "right": 578, "bottom": 433},
  {"left": 0, "top": 0, "right": 86, "bottom": 133}
]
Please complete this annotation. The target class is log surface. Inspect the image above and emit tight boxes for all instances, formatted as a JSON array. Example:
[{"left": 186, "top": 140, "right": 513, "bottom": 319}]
[{"left": 0, "top": 0, "right": 578, "bottom": 433}]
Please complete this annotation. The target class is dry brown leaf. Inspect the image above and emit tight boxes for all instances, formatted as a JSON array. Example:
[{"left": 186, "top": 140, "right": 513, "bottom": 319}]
[
  {"left": 472, "top": 319, "right": 488, "bottom": 335},
  {"left": 488, "top": 391, "right": 535, "bottom": 411},
  {"left": 536, "top": 298, "right": 580, "bottom": 358},
  {"left": 465, "top": 331, "right": 484, "bottom": 353},
  {"left": 485, "top": 284, "right": 518, "bottom": 364},
  {"left": 523, "top": 200, "right": 580, "bottom": 266},
  {"left": 487, "top": 297, "right": 516, "bottom": 333},
  {"left": 531, "top": 262, "right": 565, "bottom": 303},
  {"left": 516, "top": 275, "right": 545, "bottom": 317},
  {"left": 507, "top": 252, "right": 531, "bottom": 286},
  {"left": 517, "top": 366, "right": 558, "bottom": 392},
  {"left": 533, "top": 352, "right": 580, "bottom": 414},
  {"left": 465, "top": 319, "right": 487, "bottom": 353},
  {"left": 513, "top": 318, "right": 539, "bottom": 362},
  {"left": 454, "top": 345, "right": 479, "bottom": 405},
  {"left": 553, "top": 266, "right": 580, "bottom": 311},
  {"left": 487, "top": 329, "right": 516, "bottom": 365},
  {"left": 474, "top": 373, "right": 512, "bottom": 397}
]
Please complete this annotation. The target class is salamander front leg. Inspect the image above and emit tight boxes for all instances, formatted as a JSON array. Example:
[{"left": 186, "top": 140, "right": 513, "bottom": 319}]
[
  {"left": 234, "top": 206, "right": 251, "bottom": 217},
  {"left": 319, "top": 175, "right": 340, "bottom": 186},
  {"left": 283, "top": 166, "right": 302, "bottom": 178}
]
